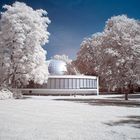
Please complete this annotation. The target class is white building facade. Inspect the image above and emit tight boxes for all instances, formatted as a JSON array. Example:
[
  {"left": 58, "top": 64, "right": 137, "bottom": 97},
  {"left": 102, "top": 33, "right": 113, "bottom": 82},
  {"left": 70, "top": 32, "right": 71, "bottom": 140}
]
[
  {"left": 46, "top": 75, "right": 99, "bottom": 95},
  {"left": 21, "top": 60, "right": 99, "bottom": 95}
]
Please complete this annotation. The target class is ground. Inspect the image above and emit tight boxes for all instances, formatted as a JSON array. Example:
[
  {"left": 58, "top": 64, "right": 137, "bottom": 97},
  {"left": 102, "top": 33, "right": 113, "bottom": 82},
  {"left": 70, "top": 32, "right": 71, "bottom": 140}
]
[{"left": 0, "top": 95, "right": 140, "bottom": 140}]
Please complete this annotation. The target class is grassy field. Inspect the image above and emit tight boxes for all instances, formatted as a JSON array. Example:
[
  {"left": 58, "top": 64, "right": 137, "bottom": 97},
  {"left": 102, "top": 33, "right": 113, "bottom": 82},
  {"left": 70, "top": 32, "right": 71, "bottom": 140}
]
[{"left": 0, "top": 95, "right": 140, "bottom": 140}]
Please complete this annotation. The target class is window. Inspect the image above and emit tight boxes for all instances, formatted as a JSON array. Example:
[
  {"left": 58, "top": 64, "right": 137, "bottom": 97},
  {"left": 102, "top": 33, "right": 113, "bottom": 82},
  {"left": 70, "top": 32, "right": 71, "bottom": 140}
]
[
  {"left": 89, "top": 79, "right": 92, "bottom": 88},
  {"left": 84, "top": 79, "right": 87, "bottom": 88},
  {"left": 60, "top": 79, "right": 64, "bottom": 89},
  {"left": 92, "top": 79, "right": 97, "bottom": 89},
  {"left": 64, "top": 79, "right": 68, "bottom": 89},
  {"left": 80, "top": 78, "right": 84, "bottom": 88},
  {"left": 55, "top": 79, "right": 60, "bottom": 89},
  {"left": 51, "top": 78, "right": 55, "bottom": 89},
  {"left": 94, "top": 80, "right": 97, "bottom": 88},
  {"left": 87, "top": 79, "right": 90, "bottom": 88},
  {"left": 72, "top": 78, "right": 76, "bottom": 89},
  {"left": 76, "top": 79, "right": 80, "bottom": 89},
  {"left": 69, "top": 79, "right": 72, "bottom": 89}
]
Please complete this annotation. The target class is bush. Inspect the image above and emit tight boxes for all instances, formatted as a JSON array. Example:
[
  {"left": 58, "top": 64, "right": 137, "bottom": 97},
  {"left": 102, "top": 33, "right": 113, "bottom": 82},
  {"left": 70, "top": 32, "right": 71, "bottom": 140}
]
[
  {"left": 0, "top": 88, "right": 13, "bottom": 100},
  {"left": 13, "top": 89, "right": 23, "bottom": 99}
]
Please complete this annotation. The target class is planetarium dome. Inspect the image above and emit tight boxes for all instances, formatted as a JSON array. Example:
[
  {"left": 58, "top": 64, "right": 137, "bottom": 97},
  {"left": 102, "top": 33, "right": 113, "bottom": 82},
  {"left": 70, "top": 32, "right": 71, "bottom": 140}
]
[{"left": 48, "top": 59, "right": 67, "bottom": 75}]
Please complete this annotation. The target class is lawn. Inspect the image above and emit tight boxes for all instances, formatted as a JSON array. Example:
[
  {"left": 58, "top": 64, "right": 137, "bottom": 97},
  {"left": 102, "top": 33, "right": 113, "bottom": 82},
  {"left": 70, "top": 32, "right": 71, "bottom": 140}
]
[{"left": 0, "top": 95, "right": 140, "bottom": 140}]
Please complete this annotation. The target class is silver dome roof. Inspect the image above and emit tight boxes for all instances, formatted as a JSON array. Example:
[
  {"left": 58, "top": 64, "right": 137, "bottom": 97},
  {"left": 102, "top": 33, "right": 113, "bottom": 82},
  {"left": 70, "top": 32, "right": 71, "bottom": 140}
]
[{"left": 48, "top": 60, "right": 67, "bottom": 75}]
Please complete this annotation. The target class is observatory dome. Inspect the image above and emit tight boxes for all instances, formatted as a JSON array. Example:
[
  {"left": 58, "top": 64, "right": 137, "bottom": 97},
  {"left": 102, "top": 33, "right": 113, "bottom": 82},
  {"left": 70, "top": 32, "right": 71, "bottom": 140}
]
[{"left": 48, "top": 60, "right": 67, "bottom": 75}]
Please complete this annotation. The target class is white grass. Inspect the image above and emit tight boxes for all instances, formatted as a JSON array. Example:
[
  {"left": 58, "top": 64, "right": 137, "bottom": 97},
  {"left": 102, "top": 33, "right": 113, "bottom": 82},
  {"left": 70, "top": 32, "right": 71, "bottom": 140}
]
[{"left": 0, "top": 95, "right": 140, "bottom": 140}]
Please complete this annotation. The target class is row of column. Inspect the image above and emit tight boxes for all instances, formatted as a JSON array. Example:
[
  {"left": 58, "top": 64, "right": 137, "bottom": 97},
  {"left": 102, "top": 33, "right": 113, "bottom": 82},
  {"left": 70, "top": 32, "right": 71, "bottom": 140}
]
[{"left": 47, "top": 78, "right": 97, "bottom": 89}]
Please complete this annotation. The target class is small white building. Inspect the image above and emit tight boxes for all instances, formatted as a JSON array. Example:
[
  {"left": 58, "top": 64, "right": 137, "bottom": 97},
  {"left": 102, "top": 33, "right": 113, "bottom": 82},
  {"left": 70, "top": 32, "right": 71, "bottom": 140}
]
[
  {"left": 46, "top": 75, "right": 99, "bottom": 95},
  {"left": 22, "top": 60, "right": 99, "bottom": 95}
]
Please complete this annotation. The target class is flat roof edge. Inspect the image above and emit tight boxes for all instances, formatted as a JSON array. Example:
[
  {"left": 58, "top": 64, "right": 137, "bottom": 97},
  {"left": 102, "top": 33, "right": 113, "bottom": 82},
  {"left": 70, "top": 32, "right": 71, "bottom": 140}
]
[{"left": 48, "top": 75, "right": 98, "bottom": 79}]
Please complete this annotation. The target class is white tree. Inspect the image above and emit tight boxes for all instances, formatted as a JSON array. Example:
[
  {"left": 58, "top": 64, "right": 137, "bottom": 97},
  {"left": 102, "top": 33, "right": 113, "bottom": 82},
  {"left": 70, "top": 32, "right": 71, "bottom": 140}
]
[
  {"left": 76, "top": 15, "right": 140, "bottom": 99},
  {"left": 102, "top": 15, "right": 140, "bottom": 98},
  {"left": 0, "top": 2, "right": 50, "bottom": 88},
  {"left": 52, "top": 54, "right": 72, "bottom": 64},
  {"left": 74, "top": 37, "right": 97, "bottom": 75}
]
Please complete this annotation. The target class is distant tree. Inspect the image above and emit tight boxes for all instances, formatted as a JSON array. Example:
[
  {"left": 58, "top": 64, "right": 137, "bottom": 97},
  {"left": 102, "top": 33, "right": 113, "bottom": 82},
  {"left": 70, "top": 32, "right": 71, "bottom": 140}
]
[
  {"left": 76, "top": 15, "right": 140, "bottom": 99},
  {"left": 0, "top": 2, "right": 51, "bottom": 88},
  {"left": 74, "top": 38, "right": 97, "bottom": 75},
  {"left": 52, "top": 54, "right": 72, "bottom": 64}
]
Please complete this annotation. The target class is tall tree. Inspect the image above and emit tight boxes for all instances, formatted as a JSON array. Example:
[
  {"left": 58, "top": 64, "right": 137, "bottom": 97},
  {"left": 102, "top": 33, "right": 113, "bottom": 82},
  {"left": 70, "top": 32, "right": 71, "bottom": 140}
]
[
  {"left": 101, "top": 15, "right": 140, "bottom": 99},
  {"left": 76, "top": 15, "right": 140, "bottom": 99},
  {"left": 0, "top": 2, "right": 50, "bottom": 88}
]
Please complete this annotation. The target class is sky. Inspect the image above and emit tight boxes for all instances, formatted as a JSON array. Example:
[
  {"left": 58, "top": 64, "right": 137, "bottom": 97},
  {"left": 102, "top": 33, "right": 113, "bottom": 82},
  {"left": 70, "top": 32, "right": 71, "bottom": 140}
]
[{"left": 0, "top": 0, "right": 140, "bottom": 60}]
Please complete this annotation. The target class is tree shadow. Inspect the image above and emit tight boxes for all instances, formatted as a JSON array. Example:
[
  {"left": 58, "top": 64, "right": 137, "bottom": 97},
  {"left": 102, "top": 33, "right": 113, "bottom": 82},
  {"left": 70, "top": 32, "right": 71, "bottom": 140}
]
[
  {"left": 55, "top": 98, "right": 140, "bottom": 107},
  {"left": 104, "top": 115, "right": 140, "bottom": 129},
  {"left": 109, "top": 94, "right": 140, "bottom": 99},
  {"left": 20, "top": 96, "right": 32, "bottom": 99}
]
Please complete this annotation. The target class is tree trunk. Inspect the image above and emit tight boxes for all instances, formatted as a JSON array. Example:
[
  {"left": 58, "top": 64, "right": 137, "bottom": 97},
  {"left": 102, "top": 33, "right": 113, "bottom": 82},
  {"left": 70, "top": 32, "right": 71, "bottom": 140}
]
[
  {"left": 11, "top": 74, "right": 16, "bottom": 88},
  {"left": 125, "top": 92, "right": 128, "bottom": 100},
  {"left": 124, "top": 84, "right": 131, "bottom": 100}
]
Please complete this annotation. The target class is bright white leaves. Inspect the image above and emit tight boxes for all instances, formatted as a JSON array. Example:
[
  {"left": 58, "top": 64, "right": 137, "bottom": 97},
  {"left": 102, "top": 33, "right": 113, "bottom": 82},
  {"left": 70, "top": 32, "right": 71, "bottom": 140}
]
[
  {"left": 52, "top": 54, "right": 72, "bottom": 64},
  {"left": 0, "top": 2, "right": 50, "bottom": 87},
  {"left": 76, "top": 15, "right": 140, "bottom": 90}
]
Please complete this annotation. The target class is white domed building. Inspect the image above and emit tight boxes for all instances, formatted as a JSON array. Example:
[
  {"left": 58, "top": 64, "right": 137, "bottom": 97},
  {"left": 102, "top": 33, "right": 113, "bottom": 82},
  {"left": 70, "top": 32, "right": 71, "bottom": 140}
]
[
  {"left": 45, "top": 59, "right": 99, "bottom": 95},
  {"left": 22, "top": 59, "right": 99, "bottom": 95},
  {"left": 48, "top": 60, "right": 67, "bottom": 75}
]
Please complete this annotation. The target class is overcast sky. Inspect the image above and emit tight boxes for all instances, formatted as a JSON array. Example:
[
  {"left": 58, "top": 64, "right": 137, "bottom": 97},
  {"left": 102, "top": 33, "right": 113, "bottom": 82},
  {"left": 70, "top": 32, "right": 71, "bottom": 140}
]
[{"left": 0, "top": 0, "right": 140, "bottom": 59}]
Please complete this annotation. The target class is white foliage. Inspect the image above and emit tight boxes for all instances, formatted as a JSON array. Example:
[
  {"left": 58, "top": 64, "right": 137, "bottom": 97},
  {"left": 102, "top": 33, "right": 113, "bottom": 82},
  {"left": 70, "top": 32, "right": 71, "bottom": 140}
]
[
  {"left": 0, "top": 2, "right": 50, "bottom": 87},
  {"left": 76, "top": 15, "right": 140, "bottom": 90},
  {"left": 52, "top": 54, "right": 72, "bottom": 64},
  {"left": 0, "top": 88, "right": 13, "bottom": 100}
]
